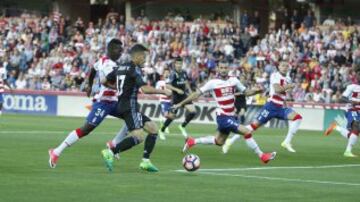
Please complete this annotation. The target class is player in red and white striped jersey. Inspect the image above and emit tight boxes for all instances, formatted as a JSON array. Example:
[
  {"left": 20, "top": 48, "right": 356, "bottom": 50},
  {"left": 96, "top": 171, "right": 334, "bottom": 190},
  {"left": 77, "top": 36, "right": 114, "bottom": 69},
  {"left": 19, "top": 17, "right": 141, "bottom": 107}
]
[
  {"left": 49, "top": 39, "right": 128, "bottom": 168},
  {"left": 0, "top": 62, "right": 12, "bottom": 115},
  {"left": 325, "top": 71, "right": 360, "bottom": 157},
  {"left": 172, "top": 62, "right": 277, "bottom": 164},
  {"left": 225, "top": 61, "right": 302, "bottom": 154},
  {"left": 155, "top": 69, "right": 172, "bottom": 139}
]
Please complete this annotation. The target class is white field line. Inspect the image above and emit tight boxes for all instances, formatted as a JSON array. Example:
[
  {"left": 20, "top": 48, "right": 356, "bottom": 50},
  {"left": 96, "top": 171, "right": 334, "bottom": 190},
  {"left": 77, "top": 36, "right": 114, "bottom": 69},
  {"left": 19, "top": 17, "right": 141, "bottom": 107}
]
[
  {"left": 194, "top": 172, "right": 360, "bottom": 187},
  {"left": 174, "top": 164, "right": 360, "bottom": 186},
  {"left": 0, "top": 130, "right": 187, "bottom": 136},
  {"left": 174, "top": 164, "right": 360, "bottom": 172}
]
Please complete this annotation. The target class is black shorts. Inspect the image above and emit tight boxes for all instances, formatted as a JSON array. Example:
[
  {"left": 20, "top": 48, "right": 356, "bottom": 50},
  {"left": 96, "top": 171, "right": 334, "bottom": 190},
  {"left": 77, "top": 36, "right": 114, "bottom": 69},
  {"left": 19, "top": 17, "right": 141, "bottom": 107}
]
[
  {"left": 121, "top": 111, "right": 152, "bottom": 131},
  {"left": 235, "top": 95, "right": 247, "bottom": 113}
]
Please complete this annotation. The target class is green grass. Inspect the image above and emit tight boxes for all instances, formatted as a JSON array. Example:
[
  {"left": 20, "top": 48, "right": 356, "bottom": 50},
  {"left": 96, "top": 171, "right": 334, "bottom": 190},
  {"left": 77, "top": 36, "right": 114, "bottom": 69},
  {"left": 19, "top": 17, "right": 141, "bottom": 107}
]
[{"left": 0, "top": 114, "right": 359, "bottom": 202}]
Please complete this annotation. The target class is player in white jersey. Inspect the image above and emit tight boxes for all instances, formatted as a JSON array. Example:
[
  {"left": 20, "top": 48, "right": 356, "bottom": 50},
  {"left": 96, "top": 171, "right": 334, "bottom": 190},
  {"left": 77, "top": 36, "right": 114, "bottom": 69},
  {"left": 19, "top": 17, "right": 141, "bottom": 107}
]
[
  {"left": 0, "top": 62, "right": 12, "bottom": 115},
  {"left": 48, "top": 39, "right": 128, "bottom": 168},
  {"left": 156, "top": 69, "right": 172, "bottom": 139},
  {"left": 223, "top": 61, "right": 302, "bottom": 154},
  {"left": 172, "top": 62, "right": 277, "bottom": 164},
  {"left": 324, "top": 71, "right": 360, "bottom": 157}
]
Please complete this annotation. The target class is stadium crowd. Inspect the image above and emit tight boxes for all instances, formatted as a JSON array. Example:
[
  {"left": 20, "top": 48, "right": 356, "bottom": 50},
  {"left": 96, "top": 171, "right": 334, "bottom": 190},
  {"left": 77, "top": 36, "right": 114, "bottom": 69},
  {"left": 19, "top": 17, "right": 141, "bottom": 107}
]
[{"left": 0, "top": 9, "right": 360, "bottom": 104}]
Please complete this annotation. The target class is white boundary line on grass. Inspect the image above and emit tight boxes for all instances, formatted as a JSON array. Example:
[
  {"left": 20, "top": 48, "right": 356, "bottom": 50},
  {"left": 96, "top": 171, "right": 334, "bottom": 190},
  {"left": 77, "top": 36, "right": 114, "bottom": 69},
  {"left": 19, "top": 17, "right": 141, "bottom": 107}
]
[
  {"left": 175, "top": 164, "right": 360, "bottom": 186},
  {"left": 196, "top": 172, "right": 360, "bottom": 186},
  {"left": 175, "top": 164, "right": 360, "bottom": 172}
]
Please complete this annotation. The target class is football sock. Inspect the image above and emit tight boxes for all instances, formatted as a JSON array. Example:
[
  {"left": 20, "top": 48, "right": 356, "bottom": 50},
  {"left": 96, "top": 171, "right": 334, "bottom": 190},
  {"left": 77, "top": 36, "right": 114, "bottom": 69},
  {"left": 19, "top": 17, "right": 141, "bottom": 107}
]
[
  {"left": 346, "top": 133, "right": 358, "bottom": 153},
  {"left": 244, "top": 134, "right": 263, "bottom": 157},
  {"left": 181, "top": 112, "right": 196, "bottom": 127},
  {"left": 161, "top": 118, "right": 173, "bottom": 132},
  {"left": 53, "top": 129, "right": 81, "bottom": 156},
  {"left": 228, "top": 134, "right": 241, "bottom": 145},
  {"left": 111, "top": 125, "right": 128, "bottom": 146},
  {"left": 143, "top": 134, "right": 158, "bottom": 159},
  {"left": 284, "top": 118, "right": 302, "bottom": 144},
  {"left": 195, "top": 136, "right": 215, "bottom": 145},
  {"left": 113, "top": 136, "right": 140, "bottom": 154},
  {"left": 335, "top": 126, "right": 349, "bottom": 138}
]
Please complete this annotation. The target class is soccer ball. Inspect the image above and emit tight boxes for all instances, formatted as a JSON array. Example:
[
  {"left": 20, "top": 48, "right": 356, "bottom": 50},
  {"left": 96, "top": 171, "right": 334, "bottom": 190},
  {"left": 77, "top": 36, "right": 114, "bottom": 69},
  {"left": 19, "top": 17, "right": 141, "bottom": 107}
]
[{"left": 182, "top": 154, "right": 200, "bottom": 172}]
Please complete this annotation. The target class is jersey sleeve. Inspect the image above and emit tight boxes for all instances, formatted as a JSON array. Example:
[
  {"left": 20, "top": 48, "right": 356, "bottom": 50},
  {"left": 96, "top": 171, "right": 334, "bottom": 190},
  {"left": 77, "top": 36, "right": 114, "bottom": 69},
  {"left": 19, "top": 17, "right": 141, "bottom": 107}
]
[
  {"left": 199, "top": 80, "right": 214, "bottom": 93},
  {"left": 342, "top": 85, "right": 353, "bottom": 98},
  {"left": 234, "top": 78, "right": 246, "bottom": 92},
  {"left": 133, "top": 67, "right": 147, "bottom": 87},
  {"left": 99, "top": 60, "right": 117, "bottom": 82}
]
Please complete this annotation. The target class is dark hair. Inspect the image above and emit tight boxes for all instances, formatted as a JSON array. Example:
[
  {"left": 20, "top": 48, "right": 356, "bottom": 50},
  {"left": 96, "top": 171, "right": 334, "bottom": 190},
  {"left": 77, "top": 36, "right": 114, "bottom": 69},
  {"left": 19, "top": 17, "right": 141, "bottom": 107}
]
[
  {"left": 129, "top": 44, "right": 148, "bottom": 55},
  {"left": 107, "top": 38, "right": 123, "bottom": 52}
]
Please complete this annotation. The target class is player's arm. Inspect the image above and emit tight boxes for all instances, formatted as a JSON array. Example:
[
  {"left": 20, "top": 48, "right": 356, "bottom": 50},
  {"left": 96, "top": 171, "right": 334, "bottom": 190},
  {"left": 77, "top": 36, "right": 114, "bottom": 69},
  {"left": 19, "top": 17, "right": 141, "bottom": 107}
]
[
  {"left": 135, "top": 71, "right": 171, "bottom": 96},
  {"left": 85, "top": 67, "right": 97, "bottom": 97},
  {"left": 173, "top": 90, "right": 201, "bottom": 109},
  {"left": 273, "top": 83, "right": 295, "bottom": 94},
  {"left": 173, "top": 80, "right": 212, "bottom": 109},
  {"left": 243, "top": 86, "right": 263, "bottom": 96},
  {"left": 102, "top": 69, "right": 117, "bottom": 89}
]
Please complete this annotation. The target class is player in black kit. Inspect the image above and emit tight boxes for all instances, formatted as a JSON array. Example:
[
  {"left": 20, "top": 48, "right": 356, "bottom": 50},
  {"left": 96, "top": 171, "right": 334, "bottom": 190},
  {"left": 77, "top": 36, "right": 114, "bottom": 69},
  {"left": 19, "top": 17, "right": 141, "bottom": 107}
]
[
  {"left": 101, "top": 43, "right": 171, "bottom": 172},
  {"left": 159, "top": 57, "right": 197, "bottom": 138}
]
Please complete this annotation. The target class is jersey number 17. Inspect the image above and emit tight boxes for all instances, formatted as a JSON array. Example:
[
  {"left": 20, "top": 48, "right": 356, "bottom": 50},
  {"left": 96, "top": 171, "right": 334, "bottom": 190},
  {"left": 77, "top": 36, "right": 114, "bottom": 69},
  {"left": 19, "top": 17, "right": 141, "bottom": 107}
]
[{"left": 116, "top": 75, "right": 126, "bottom": 96}]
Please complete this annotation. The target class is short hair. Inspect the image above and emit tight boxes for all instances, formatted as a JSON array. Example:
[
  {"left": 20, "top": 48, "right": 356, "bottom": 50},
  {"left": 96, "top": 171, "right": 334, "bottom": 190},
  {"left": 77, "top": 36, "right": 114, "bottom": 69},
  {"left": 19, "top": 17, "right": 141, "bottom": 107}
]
[
  {"left": 107, "top": 38, "right": 123, "bottom": 51},
  {"left": 129, "top": 44, "right": 148, "bottom": 55},
  {"left": 174, "top": 57, "right": 183, "bottom": 63}
]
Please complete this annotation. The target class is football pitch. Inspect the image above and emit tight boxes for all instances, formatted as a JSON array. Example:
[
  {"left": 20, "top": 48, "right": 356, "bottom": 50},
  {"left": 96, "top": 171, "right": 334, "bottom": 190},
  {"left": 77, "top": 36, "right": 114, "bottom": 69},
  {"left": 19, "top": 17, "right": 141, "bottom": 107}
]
[{"left": 1, "top": 114, "right": 359, "bottom": 202}]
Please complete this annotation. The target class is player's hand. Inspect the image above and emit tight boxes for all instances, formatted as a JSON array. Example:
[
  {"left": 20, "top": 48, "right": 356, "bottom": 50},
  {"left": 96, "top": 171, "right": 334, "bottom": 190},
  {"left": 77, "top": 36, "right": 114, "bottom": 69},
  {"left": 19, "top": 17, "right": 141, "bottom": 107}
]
[
  {"left": 253, "top": 86, "right": 264, "bottom": 93},
  {"left": 286, "top": 83, "right": 296, "bottom": 91},
  {"left": 176, "top": 89, "right": 184, "bottom": 95}
]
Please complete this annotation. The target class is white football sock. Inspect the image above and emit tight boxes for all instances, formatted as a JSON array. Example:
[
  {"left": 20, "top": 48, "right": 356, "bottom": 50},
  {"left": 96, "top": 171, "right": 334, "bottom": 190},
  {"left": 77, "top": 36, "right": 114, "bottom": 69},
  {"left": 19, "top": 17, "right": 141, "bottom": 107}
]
[
  {"left": 346, "top": 133, "right": 358, "bottom": 153},
  {"left": 111, "top": 125, "right": 128, "bottom": 146},
  {"left": 283, "top": 119, "right": 302, "bottom": 144},
  {"left": 244, "top": 136, "right": 263, "bottom": 157},
  {"left": 195, "top": 136, "right": 216, "bottom": 145},
  {"left": 54, "top": 130, "right": 79, "bottom": 156},
  {"left": 0, "top": 110, "right": 2, "bottom": 115},
  {"left": 335, "top": 126, "right": 349, "bottom": 139},
  {"left": 227, "top": 134, "right": 241, "bottom": 145}
]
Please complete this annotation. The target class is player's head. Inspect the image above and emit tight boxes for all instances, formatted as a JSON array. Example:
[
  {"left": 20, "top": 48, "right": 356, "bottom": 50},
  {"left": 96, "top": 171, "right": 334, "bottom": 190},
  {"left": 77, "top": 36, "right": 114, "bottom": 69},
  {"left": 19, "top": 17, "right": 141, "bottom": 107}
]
[
  {"left": 107, "top": 38, "right": 123, "bottom": 61},
  {"left": 174, "top": 57, "right": 183, "bottom": 72},
  {"left": 217, "top": 62, "right": 229, "bottom": 78},
  {"left": 278, "top": 61, "right": 289, "bottom": 75},
  {"left": 130, "top": 44, "right": 148, "bottom": 66}
]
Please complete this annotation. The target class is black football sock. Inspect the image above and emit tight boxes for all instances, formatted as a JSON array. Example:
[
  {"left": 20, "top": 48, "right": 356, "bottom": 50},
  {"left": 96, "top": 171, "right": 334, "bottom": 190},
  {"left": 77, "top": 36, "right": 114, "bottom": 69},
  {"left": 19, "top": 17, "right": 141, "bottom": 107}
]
[
  {"left": 113, "top": 136, "right": 140, "bottom": 154},
  {"left": 161, "top": 118, "right": 173, "bottom": 132},
  {"left": 143, "top": 134, "right": 157, "bottom": 159},
  {"left": 181, "top": 112, "right": 196, "bottom": 127}
]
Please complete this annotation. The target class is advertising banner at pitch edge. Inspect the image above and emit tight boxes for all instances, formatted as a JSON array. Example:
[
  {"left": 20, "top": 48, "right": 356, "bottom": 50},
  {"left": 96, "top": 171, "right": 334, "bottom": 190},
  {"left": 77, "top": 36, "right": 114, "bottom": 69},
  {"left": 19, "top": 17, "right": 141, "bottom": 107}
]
[{"left": 2, "top": 93, "right": 57, "bottom": 115}]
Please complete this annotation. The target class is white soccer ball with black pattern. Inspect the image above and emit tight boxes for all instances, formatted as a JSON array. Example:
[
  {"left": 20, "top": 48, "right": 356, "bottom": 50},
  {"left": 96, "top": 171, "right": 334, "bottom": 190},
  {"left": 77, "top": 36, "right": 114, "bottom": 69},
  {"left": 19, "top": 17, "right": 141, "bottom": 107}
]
[{"left": 182, "top": 154, "right": 200, "bottom": 172}]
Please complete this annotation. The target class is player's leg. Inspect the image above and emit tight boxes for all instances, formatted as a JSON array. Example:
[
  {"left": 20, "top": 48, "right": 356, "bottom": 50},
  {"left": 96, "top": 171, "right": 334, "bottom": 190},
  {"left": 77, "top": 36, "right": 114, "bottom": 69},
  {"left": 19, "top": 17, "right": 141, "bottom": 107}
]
[
  {"left": 106, "top": 125, "right": 128, "bottom": 151},
  {"left": 236, "top": 124, "right": 276, "bottom": 164},
  {"left": 49, "top": 102, "right": 110, "bottom": 168},
  {"left": 158, "top": 102, "right": 173, "bottom": 140},
  {"left": 280, "top": 109, "right": 302, "bottom": 153},
  {"left": 160, "top": 105, "right": 175, "bottom": 136},
  {"left": 325, "top": 114, "right": 349, "bottom": 137},
  {"left": 223, "top": 105, "right": 269, "bottom": 153},
  {"left": 0, "top": 94, "right": 3, "bottom": 115},
  {"left": 178, "top": 103, "right": 197, "bottom": 137},
  {"left": 140, "top": 117, "right": 160, "bottom": 172},
  {"left": 344, "top": 113, "right": 360, "bottom": 157}
]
